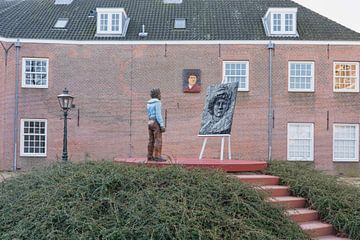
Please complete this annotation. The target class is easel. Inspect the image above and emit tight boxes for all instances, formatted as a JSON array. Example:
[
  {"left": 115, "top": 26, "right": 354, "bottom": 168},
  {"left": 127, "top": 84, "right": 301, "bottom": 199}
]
[{"left": 198, "top": 134, "right": 231, "bottom": 160}]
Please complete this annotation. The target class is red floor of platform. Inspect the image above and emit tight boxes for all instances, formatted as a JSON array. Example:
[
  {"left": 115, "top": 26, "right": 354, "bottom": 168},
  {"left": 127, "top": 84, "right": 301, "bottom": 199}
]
[{"left": 113, "top": 158, "right": 267, "bottom": 172}]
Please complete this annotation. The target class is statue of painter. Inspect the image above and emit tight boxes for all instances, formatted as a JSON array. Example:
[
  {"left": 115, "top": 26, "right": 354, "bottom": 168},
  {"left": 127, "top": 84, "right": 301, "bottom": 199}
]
[{"left": 199, "top": 82, "right": 238, "bottom": 135}]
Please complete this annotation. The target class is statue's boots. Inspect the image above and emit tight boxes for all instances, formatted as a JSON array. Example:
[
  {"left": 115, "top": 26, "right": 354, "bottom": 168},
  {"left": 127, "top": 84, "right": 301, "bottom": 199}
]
[{"left": 154, "top": 145, "right": 166, "bottom": 162}]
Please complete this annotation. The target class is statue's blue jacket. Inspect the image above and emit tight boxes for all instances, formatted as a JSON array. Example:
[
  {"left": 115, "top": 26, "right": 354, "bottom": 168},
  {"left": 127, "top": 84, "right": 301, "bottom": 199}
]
[{"left": 147, "top": 98, "right": 165, "bottom": 128}]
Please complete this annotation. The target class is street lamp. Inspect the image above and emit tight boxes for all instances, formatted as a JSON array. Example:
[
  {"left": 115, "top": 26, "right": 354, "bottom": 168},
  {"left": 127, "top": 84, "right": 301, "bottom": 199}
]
[{"left": 57, "top": 88, "right": 74, "bottom": 161}]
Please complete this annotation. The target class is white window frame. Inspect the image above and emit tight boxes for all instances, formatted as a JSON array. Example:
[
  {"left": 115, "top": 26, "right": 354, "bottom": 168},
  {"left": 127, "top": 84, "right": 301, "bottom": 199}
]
[
  {"left": 287, "top": 123, "right": 314, "bottom": 161},
  {"left": 288, "top": 61, "right": 315, "bottom": 92},
  {"left": 22, "top": 58, "right": 49, "bottom": 88},
  {"left": 222, "top": 61, "right": 249, "bottom": 91},
  {"left": 20, "top": 119, "right": 47, "bottom": 157},
  {"left": 333, "top": 62, "right": 359, "bottom": 92},
  {"left": 96, "top": 8, "right": 126, "bottom": 35},
  {"left": 333, "top": 124, "right": 359, "bottom": 162}
]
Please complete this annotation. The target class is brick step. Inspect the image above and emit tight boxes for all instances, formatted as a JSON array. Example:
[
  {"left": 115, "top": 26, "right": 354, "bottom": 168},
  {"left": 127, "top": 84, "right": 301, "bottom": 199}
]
[
  {"left": 314, "top": 235, "right": 350, "bottom": 240},
  {"left": 300, "top": 221, "right": 334, "bottom": 238},
  {"left": 255, "top": 185, "right": 290, "bottom": 197},
  {"left": 267, "top": 196, "right": 306, "bottom": 209},
  {"left": 287, "top": 208, "right": 319, "bottom": 223},
  {"left": 233, "top": 174, "right": 280, "bottom": 185}
]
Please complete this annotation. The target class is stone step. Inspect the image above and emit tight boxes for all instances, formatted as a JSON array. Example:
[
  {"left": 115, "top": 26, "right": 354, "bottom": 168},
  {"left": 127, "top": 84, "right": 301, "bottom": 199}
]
[
  {"left": 255, "top": 185, "right": 290, "bottom": 197},
  {"left": 314, "top": 235, "right": 350, "bottom": 240},
  {"left": 233, "top": 174, "right": 280, "bottom": 185},
  {"left": 286, "top": 208, "right": 319, "bottom": 223},
  {"left": 300, "top": 221, "right": 334, "bottom": 238},
  {"left": 267, "top": 196, "right": 306, "bottom": 209}
]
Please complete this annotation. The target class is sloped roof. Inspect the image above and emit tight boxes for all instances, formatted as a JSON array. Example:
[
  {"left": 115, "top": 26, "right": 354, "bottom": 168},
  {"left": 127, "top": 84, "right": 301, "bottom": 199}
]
[{"left": 0, "top": 0, "right": 359, "bottom": 41}]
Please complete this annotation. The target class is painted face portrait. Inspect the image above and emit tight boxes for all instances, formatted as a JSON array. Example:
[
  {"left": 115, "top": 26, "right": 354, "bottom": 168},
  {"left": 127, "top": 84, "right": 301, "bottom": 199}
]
[
  {"left": 188, "top": 75, "right": 197, "bottom": 88},
  {"left": 183, "top": 69, "right": 201, "bottom": 93}
]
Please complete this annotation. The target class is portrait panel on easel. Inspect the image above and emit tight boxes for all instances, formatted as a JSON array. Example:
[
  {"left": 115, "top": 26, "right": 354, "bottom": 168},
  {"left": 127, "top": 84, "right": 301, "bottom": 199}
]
[
  {"left": 183, "top": 69, "right": 201, "bottom": 93},
  {"left": 198, "top": 82, "right": 238, "bottom": 135}
]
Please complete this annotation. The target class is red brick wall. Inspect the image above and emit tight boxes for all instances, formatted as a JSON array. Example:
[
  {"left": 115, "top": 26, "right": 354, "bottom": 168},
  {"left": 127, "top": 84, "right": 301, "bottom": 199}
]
[{"left": 0, "top": 42, "right": 360, "bottom": 174}]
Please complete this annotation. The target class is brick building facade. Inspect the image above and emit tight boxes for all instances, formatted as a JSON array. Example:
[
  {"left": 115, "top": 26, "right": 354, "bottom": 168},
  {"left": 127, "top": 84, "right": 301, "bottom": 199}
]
[{"left": 1, "top": 0, "right": 360, "bottom": 174}]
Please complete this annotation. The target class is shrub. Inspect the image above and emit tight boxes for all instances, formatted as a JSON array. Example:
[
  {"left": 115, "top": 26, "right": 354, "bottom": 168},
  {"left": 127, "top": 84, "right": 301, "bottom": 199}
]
[
  {"left": 0, "top": 161, "right": 308, "bottom": 240},
  {"left": 265, "top": 161, "right": 360, "bottom": 240}
]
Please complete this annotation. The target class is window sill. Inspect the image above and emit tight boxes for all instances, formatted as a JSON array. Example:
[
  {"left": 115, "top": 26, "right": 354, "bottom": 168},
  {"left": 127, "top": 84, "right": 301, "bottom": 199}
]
[
  {"left": 287, "top": 159, "right": 313, "bottom": 162},
  {"left": 288, "top": 89, "right": 315, "bottom": 93},
  {"left": 22, "top": 85, "right": 48, "bottom": 89},
  {"left": 20, "top": 154, "right": 47, "bottom": 158},
  {"left": 333, "top": 159, "right": 359, "bottom": 163}
]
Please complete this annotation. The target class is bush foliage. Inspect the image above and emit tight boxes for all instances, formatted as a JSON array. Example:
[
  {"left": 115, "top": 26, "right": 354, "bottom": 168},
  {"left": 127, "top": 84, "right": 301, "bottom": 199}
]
[
  {"left": 265, "top": 161, "right": 360, "bottom": 240},
  {"left": 0, "top": 161, "right": 308, "bottom": 240}
]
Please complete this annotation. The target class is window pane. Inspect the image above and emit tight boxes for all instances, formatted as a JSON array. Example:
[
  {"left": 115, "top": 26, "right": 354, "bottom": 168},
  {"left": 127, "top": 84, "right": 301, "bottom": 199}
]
[
  {"left": 223, "top": 62, "right": 248, "bottom": 90},
  {"left": 23, "top": 59, "right": 48, "bottom": 87},
  {"left": 285, "top": 14, "right": 293, "bottom": 31},
  {"left": 334, "top": 125, "right": 358, "bottom": 161},
  {"left": 22, "top": 120, "right": 46, "bottom": 156},
  {"left": 273, "top": 14, "right": 281, "bottom": 31},
  {"left": 112, "top": 14, "right": 120, "bottom": 31},
  {"left": 334, "top": 63, "right": 358, "bottom": 91},
  {"left": 288, "top": 123, "right": 313, "bottom": 161},
  {"left": 100, "top": 14, "right": 108, "bottom": 31},
  {"left": 289, "top": 62, "right": 313, "bottom": 91}
]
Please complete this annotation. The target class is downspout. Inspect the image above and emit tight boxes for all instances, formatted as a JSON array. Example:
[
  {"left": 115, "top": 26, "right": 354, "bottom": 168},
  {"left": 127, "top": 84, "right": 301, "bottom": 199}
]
[
  {"left": 13, "top": 39, "right": 21, "bottom": 171},
  {"left": 267, "top": 41, "right": 274, "bottom": 161}
]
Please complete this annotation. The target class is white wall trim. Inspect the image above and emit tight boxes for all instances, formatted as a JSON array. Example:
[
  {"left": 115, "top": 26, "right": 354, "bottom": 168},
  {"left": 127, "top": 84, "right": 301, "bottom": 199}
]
[{"left": 1, "top": 37, "right": 360, "bottom": 45}]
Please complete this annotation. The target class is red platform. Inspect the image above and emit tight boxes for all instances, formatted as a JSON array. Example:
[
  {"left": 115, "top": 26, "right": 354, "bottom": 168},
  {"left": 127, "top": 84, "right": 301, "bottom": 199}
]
[{"left": 113, "top": 158, "right": 267, "bottom": 172}]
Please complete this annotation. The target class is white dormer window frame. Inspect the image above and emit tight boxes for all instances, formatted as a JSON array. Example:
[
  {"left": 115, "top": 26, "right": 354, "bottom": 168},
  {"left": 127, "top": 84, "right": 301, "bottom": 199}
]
[
  {"left": 263, "top": 8, "right": 298, "bottom": 36},
  {"left": 96, "top": 8, "right": 127, "bottom": 35}
]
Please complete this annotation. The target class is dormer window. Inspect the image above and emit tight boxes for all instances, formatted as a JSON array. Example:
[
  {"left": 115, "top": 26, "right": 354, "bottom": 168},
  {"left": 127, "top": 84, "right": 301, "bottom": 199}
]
[
  {"left": 263, "top": 8, "right": 298, "bottom": 37},
  {"left": 96, "top": 8, "right": 130, "bottom": 37}
]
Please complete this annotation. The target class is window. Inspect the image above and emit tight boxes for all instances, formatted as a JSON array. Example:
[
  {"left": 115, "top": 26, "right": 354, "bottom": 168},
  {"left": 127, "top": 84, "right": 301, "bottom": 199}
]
[
  {"left": 111, "top": 13, "right": 120, "bottom": 31},
  {"left": 96, "top": 8, "right": 129, "bottom": 36},
  {"left": 20, "top": 119, "right": 47, "bottom": 157},
  {"left": 263, "top": 8, "right": 298, "bottom": 36},
  {"left": 288, "top": 62, "right": 314, "bottom": 92},
  {"left": 285, "top": 14, "right": 293, "bottom": 31},
  {"left": 272, "top": 14, "right": 281, "bottom": 32},
  {"left": 287, "top": 123, "right": 314, "bottom": 161},
  {"left": 99, "top": 14, "right": 108, "bottom": 31},
  {"left": 22, "top": 58, "right": 49, "bottom": 88},
  {"left": 54, "top": 18, "right": 69, "bottom": 29},
  {"left": 174, "top": 18, "right": 186, "bottom": 29},
  {"left": 222, "top": 61, "right": 249, "bottom": 91},
  {"left": 334, "top": 62, "right": 359, "bottom": 92},
  {"left": 333, "top": 124, "right": 359, "bottom": 162}
]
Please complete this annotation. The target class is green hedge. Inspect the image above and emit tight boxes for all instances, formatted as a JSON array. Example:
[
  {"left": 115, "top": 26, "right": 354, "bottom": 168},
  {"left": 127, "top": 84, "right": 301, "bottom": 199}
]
[
  {"left": 265, "top": 161, "right": 360, "bottom": 240},
  {"left": 0, "top": 161, "right": 308, "bottom": 240}
]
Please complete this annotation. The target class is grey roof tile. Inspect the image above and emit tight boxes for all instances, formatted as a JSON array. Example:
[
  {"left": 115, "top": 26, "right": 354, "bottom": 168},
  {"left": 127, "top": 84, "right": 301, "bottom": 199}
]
[{"left": 0, "top": 0, "right": 359, "bottom": 41}]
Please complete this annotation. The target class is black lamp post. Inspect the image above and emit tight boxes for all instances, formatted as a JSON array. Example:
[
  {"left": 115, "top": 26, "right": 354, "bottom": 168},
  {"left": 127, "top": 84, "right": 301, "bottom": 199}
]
[{"left": 57, "top": 88, "right": 74, "bottom": 161}]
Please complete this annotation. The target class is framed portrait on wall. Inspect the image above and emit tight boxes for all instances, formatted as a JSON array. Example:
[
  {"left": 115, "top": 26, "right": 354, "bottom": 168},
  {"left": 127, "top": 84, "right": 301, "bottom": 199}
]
[{"left": 183, "top": 69, "right": 201, "bottom": 93}]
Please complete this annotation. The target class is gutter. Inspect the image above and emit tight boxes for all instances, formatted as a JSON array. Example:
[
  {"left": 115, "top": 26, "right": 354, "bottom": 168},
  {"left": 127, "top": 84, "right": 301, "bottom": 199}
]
[
  {"left": 1, "top": 37, "right": 360, "bottom": 45},
  {"left": 13, "top": 39, "right": 21, "bottom": 171},
  {"left": 267, "top": 41, "right": 274, "bottom": 161}
]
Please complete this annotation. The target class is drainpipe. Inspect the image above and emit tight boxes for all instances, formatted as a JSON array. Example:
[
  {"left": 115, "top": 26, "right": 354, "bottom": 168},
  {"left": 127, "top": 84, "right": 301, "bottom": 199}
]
[
  {"left": 13, "top": 39, "right": 21, "bottom": 171},
  {"left": 267, "top": 41, "right": 274, "bottom": 161}
]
